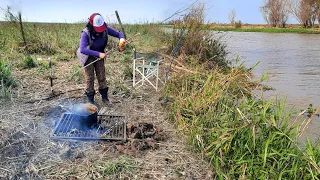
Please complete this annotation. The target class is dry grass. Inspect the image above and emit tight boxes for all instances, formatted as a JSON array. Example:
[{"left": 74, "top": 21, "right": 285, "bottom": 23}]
[{"left": 0, "top": 48, "right": 213, "bottom": 179}]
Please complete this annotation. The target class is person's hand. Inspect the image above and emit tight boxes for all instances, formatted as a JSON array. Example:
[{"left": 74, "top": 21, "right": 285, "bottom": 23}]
[
  {"left": 99, "top": 53, "right": 107, "bottom": 59},
  {"left": 119, "top": 38, "right": 126, "bottom": 52}
]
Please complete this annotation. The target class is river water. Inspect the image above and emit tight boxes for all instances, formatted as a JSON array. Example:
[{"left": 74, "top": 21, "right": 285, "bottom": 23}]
[{"left": 219, "top": 31, "right": 320, "bottom": 142}]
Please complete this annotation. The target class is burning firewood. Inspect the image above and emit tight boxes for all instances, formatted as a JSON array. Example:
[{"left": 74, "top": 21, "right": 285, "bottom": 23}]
[{"left": 84, "top": 104, "right": 97, "bottom": 114}]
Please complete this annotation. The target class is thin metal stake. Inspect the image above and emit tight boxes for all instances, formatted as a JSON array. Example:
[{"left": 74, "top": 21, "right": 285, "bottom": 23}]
[
  {"left": 49, "top": 58, "right": 53, "bottom": 93},
  {"left": 133, "top": 49, "right": 136, "bottom": 87}
]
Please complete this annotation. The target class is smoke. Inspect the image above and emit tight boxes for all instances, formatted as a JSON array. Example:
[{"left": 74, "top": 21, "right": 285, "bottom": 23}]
[{"left": 50, "top": 102, "right": 100, "bottom": 139}]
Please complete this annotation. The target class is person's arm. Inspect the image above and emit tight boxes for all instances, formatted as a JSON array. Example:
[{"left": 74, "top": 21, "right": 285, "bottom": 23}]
[
  {"left": 79, "top": 32, "right": 100, "bottom": 57},
  {"left": 107, "top": 26, "right": 124, "bottom": 39},
  {"left": 107, "top": 26, "right": 126, "bottom": 51}
]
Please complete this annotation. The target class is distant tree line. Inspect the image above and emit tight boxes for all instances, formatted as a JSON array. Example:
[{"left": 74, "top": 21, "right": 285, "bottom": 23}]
[{"left": 261, "top": 0, "right": 320, "bottom": 28}]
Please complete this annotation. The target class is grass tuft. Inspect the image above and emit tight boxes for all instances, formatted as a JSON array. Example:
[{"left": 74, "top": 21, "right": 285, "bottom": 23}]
[
  {"left": 70, "top": 64, "right": 84, "bottom": 84},
  {"left": 94, "top": 157, "right": 140, "bottom": 178},
  {"left": 0, "top": 59, "right": 16, "bottom": 87},
  {"left": 23, "top": 56, "right": 36, "bottom": 68}
]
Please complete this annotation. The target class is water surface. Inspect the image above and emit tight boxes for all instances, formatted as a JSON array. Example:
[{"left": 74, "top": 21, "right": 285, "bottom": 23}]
[{"left": 219, "top": 31, "right": 320, "bottom": 142}]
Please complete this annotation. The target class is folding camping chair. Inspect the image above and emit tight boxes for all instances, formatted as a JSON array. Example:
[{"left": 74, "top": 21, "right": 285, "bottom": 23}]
[{"left": 132, "top": 55, "right": 163, "bottom": 91}]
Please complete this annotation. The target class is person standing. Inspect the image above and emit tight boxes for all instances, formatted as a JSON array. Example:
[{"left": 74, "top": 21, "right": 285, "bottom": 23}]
[{"left": 77, "top": 13, "right": 126, "bottom": 104}]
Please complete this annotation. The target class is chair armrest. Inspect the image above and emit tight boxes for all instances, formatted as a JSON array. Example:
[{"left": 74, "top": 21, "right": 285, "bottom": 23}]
[{"left": 133, "top": 57, "right": 145, "bottom": 61}]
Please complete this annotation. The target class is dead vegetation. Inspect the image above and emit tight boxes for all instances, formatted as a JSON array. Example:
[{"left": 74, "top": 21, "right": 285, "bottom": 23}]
[
  {"left": 0, "top": 48, "right": 213, "bottom": 179},
  {"left": 0, "top": 3, "right": 226, "bottom": 178}
]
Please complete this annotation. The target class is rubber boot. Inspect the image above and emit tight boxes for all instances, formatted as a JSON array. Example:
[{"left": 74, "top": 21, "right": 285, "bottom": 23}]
[
  {"left": 85, "top": 91, "right": 95, "bottom": 104},
  {"left": 99, "top": 88, "right": 109, "bottom": 104}
]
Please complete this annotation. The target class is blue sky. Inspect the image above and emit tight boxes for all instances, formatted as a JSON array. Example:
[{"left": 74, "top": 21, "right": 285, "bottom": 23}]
[{"left": 0, "top": 0, "right": 297, "bottom": 24}]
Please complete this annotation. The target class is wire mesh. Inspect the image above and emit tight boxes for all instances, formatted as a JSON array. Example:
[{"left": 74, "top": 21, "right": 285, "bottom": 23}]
[{"left": 51, "top": 114, "right": 126, "bottom": 141}]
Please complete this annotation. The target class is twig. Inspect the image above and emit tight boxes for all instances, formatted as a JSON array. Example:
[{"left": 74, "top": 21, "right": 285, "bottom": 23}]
[
  {"left": 163, "top": 62, "right": 196, "bottom": 74},
  {"left": 158, "top": 52, "right": 185, "bottom": 67},
  {"left": 298, "top": 106, "right": 320, "bottom": 138},
  {"left": 290, "top": 110, "right": 306, "bottom": 128}
]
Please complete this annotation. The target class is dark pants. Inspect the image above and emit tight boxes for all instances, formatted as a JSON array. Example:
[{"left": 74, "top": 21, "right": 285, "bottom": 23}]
[{"left": 84, "top": 56, "right": 108, "bottom": 93}]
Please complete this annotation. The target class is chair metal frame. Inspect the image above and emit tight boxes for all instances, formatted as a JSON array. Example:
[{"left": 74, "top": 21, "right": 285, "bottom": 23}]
[{"left": 133, "top": 57, "right": 163, "bottom": 91}]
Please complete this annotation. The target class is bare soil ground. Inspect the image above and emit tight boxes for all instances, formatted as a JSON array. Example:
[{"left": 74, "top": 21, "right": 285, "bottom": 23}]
[{"left": 0, "top": 52, "right": 213, "bottom": 179}]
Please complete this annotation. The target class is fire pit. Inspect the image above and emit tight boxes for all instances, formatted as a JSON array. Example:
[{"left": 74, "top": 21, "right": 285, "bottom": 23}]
[{"left": 51, "top": 114, "right": 127, "bottom": 141}]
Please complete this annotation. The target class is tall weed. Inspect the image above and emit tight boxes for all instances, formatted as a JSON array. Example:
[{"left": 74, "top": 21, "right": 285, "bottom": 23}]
[
  {"left": 0, "top": 59, "right": 16, "bottom": 87},
  {"left": 0, "top": 59, "right": 15, "bottom": 100},
  {"left": 24, "top": 56, "right": 36, "bottom": 68},
  {"left": 164, "top": 68, "right": 320, "bottom": 179},
  {"left": 167, "top": 4, "right": 230, "bottom": 69}
]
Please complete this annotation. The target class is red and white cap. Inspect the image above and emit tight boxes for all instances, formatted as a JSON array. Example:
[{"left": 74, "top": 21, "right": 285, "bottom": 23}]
[{"left": 89, "top": 13, "right": 106, "bottom": 33}]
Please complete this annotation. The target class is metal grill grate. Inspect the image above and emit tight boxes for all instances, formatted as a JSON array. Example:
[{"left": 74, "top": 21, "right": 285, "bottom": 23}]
[{"left": 51, "top": 113, "right": 127, "bottom": 141}]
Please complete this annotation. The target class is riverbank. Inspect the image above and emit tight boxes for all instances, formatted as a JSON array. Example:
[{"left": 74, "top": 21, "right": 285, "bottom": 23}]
[
  {"left": 161, "top": 23, "right": 320, "bottom": 178},
  {"left": 209, "top": 27, "right": 320, "bottom": 34},
  {"left": 208, "top": 23, "right": 320, "bottom": 34},
  {"left": 166, "top": 24, "right": 320, "bottom": 34},
  {"left": 164, "top": 65, "right": 320, "bottom": 179}
]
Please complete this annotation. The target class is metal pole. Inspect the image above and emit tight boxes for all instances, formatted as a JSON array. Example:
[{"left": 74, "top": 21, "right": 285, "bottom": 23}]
[
  {"left": 49, "top": 58, "right": 53, "bottom": 93},
  {"left": 115, "top": 10, "right": 127, "bottom": 39}
]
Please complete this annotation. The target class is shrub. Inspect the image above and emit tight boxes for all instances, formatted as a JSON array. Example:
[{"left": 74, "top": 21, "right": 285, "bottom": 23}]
[
  {"left": 123, "top": 64, "right": 133, "bottom": 80},
  {"left": 0, "top": 59, "right": 15, "bottom": 100},
  {"left": 57, "top": 54, "right": 70, "bottom": 61},
  {"left": 0, "top": 59, "right": 16, "bottom": 87},
  {"left": 167, "top": 5, "right": 230, "bottom": 69},
  {"left": 24, "top": 56, "right": 36, "bottom": 68},
  {"left": 37, "top": 61, "right": 50, "bottom": 70},
  {"left": 70, "top": 65, "right": 84, "bottom": 84},
  {"left": 169, "top": 25, "right": 229, "bottom": 69},
  {"left": 235, "top": 20, "right": 242, "bottom": 28},
  {"left": 0, "top": 79, "right": 12, "bottom": 99}
]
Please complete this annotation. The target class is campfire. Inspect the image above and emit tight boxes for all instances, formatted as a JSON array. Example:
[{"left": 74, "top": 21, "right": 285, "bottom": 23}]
[
  {"left": 51, "top": 104, "right": 166, "bottom": 145},
  {"left": 51, "top": 113, "right": 127, "bottom": 141}
]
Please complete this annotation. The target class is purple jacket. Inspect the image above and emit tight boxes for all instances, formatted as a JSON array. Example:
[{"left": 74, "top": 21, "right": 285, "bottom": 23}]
[{"left": 77, "top": 26, "right": 124, "bottom": 66}]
